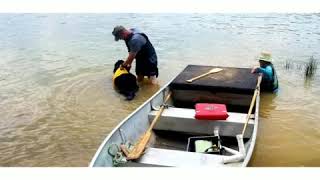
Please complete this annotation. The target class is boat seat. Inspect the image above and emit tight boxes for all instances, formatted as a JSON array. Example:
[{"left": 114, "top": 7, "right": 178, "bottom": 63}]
[
  {"left": 148, "top": 107, "right": 254, "bottom": 138},
  {"left": 126, "top": 147, "right": 233, "bottom": 167}
]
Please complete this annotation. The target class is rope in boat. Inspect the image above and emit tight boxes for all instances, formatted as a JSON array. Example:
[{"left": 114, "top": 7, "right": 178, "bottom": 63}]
[
  {"left": 108, "top": 143, "right": 135, "bottom": 166},
  {"left": 107, "top": 143, "right": 125, "bottom": 166},
  {"left": 108, "top": 129, "right": 134, "bottom": 166}
]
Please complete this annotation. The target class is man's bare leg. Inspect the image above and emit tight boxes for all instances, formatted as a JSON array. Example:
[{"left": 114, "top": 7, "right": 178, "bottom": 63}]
[
  {"left": 149, "top": 75, "right": 158, "bottom": 85},
  {"left": 137, "top": 75, "right": 144, "bottom": 83}
]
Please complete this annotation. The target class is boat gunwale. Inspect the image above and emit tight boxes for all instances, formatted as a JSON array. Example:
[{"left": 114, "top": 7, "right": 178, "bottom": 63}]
[{"left": 242, "top": 90, "right": 260, "bottom": 166}]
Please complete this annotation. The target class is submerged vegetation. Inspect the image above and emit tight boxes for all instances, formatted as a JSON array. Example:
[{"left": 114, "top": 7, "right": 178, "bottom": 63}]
[
  {"left": 304, "top": 56, "right": 318, "bottom": 79},
  {"left": 282, "top": 56, "right": 318, "bottom": 84},
  {"left": 284, "top": 59, "right": 293, "bottom": 70},
  {"left": 283, "top": 56, "right": 318, "bottom": 78}
]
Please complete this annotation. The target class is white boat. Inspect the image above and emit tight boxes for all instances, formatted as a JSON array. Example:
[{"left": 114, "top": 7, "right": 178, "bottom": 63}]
[{"left": 90, "top": 65, "right": 261, "bottom": 167}]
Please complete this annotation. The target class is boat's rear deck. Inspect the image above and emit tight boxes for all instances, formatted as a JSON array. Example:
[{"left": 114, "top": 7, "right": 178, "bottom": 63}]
[
  {"left": 124, "top": 148, "right": 238, "bottom": 167},
  {"left": 121, "top": 106, "right": 254, "bottom": 167}
]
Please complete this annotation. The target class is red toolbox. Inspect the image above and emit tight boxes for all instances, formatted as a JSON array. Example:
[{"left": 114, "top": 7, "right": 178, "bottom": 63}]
[{"left": 195, "top": 103, "right": 229, "bottom": 120}]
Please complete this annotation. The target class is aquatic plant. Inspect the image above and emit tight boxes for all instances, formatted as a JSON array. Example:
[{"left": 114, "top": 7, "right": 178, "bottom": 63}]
[
  {"left": 304, "top": 56, "right": 318, "bottom": 78},
  {"left": 284, "top": 59, "right": 293, "bottom": 70},
  {"left": 296, "top": 63, "right": 303, "bottom": 70}
]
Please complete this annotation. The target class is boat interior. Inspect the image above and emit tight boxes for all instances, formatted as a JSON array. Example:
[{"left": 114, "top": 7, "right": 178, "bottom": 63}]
[
  {"left": 92, "top": 66, "right": 260, "bottom": 167},
  {"left": 121, "top": 89, "right": 257, "bottom": 167}
]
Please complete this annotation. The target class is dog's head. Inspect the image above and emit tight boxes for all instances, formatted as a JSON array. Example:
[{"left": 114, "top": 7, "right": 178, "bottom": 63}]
[{"left": 113, "top": 60, "right": 124, "bottom": 73}]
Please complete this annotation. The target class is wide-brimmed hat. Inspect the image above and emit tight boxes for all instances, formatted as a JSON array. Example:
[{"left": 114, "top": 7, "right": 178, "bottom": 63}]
[
  {"left": 112, "top": 25, "right": 125, "bottom": 41},
  {"left": 257, "top": 52, "right": 273, "bottom": 63}
]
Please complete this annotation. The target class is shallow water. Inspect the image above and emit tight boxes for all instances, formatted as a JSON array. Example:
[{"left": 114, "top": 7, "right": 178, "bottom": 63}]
[{"left": 0, "top": 13, "right": 319, "bottom": 166}]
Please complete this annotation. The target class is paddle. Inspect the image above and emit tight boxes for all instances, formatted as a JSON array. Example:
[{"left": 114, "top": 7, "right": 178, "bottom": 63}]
[
  {"left": 242, "top": 75, "right": 262, "bottom": 136},
  {"left": 186, "top": 68, "right": 223, "bottom": 83},
  {"left": 120, "top": 92, "right": 172, "bottom": 160},
  {"left": 222, "top": 75, "right": 262, "bottom": 164}
]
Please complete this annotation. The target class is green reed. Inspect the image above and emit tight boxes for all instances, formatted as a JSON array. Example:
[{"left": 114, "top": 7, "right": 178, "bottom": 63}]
[
  {"left": 284, "top": 59, "right": 293, "bottom": 70},
  {"left": 304, "top": 56, "right": 318, "bottom": 78}
]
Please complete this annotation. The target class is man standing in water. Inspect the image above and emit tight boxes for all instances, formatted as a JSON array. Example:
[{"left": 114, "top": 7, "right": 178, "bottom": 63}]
[{"left": 112, "top": 25, "right": 158, "bottom": 84}]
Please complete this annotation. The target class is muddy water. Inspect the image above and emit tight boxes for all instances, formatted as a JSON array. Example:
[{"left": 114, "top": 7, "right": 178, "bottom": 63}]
[{"left": 0, "top": 14, "right": 319, "bottom": 166}]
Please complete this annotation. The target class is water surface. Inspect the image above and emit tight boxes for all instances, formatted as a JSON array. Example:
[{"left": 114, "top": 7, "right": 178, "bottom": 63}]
[{"left": 0, "top": 13, "right": 319, "bottom": 166}]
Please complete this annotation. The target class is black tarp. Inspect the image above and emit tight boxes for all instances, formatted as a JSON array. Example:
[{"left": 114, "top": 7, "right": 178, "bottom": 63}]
[{"left": 170, "top": 65, "right": 258, "bottom": 94}]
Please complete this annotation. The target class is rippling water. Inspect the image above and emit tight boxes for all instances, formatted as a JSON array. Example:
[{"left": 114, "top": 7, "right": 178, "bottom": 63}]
[{"left": 0, "top": 13, "right": 319, "bottom": 166}]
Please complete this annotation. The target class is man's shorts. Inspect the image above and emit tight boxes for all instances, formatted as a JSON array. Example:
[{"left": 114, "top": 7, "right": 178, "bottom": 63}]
[{"left": 135, "top": 59, "right": 158, "bottom": 77}]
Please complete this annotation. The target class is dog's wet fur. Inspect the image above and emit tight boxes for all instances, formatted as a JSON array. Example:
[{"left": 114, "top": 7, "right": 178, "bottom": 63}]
[{"left": 113, "top": 60, "right": 139, "bottom": 100}]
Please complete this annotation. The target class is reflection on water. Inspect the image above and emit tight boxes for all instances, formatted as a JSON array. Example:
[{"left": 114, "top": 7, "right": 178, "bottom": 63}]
[{"left": 0, "top": 14, "right": 319, "bottom": 166}]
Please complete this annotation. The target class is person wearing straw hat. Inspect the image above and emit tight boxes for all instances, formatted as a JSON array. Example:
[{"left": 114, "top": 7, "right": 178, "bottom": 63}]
[
  {"left": 112, "top": 26, "right": 158, "bottom": 84},
  {"left": 251, "top": 52, "right": 279, "bottom": 92}
]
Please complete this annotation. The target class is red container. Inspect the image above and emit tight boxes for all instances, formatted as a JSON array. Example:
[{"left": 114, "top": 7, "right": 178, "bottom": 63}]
[{"left": 195, "top": 103, "right": 229, "bottom": 120}]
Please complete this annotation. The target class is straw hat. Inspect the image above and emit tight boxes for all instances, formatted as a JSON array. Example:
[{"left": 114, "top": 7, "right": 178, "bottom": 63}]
[{"left": 258, "top": 52, "right": 273, "bottom": 63}]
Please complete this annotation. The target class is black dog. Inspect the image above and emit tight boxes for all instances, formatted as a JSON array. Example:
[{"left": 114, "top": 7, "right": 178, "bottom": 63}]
[{"left": 113, "top": 60, "right": 139, "bottom": 100}]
